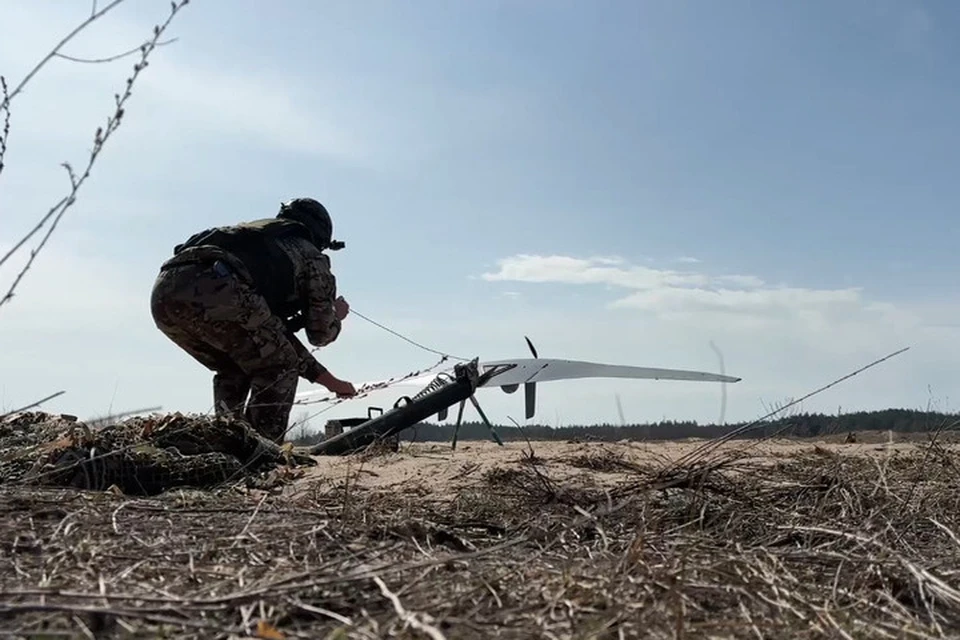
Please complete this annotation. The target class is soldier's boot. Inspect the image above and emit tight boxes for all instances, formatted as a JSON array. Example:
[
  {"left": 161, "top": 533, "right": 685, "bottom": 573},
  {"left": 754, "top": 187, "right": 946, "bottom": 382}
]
[
  {"left": 245, "top": 364, "right": 299, "bottom": 444},
  {"left": 214, "top": 371, "right": 251, "bottom": 418}
]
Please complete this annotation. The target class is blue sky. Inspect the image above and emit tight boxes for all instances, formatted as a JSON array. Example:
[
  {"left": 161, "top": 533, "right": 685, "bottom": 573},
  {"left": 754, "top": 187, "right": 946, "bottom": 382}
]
[{"left": 1, "top": 0, "right": 958, "bottom": 429}]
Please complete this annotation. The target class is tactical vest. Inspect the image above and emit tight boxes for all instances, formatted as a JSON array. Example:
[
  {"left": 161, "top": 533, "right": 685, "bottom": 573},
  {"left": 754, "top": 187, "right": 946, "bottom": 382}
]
[{"left": 172, "top": 218, "right": 313, "bottom": 318}]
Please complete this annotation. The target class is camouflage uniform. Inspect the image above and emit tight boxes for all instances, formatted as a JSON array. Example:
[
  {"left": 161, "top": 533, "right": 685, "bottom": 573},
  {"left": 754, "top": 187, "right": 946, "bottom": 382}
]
[{"left": 150, "top": 217, "right": 342, "bottom": 443}]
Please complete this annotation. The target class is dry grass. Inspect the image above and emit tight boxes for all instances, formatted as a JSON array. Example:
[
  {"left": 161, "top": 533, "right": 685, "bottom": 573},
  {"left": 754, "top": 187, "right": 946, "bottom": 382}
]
[{"left": 2, "top": 432, "right": 960, "bottom": 638}]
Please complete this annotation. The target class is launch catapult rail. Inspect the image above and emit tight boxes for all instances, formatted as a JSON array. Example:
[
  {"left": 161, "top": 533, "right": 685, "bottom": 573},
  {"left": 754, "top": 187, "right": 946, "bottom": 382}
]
[{"left": 308, "top": 358, "right": 504, "bottom": 456}]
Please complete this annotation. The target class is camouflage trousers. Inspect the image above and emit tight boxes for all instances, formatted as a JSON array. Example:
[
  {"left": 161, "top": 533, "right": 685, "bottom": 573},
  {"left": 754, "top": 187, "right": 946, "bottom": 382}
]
[{"left": 150, "top": 259, "right": 299, "bottom": 443}]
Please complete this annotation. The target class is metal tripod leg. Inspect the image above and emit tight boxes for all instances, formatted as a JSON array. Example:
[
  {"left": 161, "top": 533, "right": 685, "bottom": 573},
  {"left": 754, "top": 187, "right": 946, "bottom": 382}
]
[
  {"left": 451, "top": 399, "right": 466, "bottom": 450},
  {"left": 469, "top": 394, "right": 504, "bottom": 446}
]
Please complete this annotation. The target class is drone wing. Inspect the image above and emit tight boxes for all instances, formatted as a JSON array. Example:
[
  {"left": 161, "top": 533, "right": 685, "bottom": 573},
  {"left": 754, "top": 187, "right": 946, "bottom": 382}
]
[
  {"left": 479, "top": 358, "right": 740, "bottom": 387},
  {"left": 474, "top": 358, "right": 739, "bottom": 419}
]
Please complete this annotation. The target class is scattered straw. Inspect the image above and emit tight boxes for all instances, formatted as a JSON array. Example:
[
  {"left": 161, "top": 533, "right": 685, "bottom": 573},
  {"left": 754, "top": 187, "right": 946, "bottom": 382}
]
[{"left": 0, "top": 430, "right": 958, "bottom": 637}]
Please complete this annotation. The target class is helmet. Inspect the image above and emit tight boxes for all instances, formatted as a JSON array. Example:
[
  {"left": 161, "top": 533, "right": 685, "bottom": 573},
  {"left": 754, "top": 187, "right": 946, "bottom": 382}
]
[{"left": 276, "top": 197, "right": 344, "bottom": 251}]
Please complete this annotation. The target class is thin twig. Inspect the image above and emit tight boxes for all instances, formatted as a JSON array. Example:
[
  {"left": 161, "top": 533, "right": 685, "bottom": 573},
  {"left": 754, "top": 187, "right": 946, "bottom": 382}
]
[
  {"left": 54, "top": 38, "right": 179, "bottom": 64},
  {"left": 0, "top": 76, "right": 9, "bottom": 179},
  {"left": 670, "top": 347, "right": 911, "bottom": 469},
  {"left": 373, "top": 575, "right": 448, "bottom": 640},
  {"left": 0, "top": 390, "right": 66, "bottom": 420}
]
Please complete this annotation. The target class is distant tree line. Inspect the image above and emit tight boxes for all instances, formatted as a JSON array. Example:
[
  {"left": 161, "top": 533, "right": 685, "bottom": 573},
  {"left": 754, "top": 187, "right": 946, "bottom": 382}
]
[{"left": 290, "top": 408, "right": 960, "bottom": 446}]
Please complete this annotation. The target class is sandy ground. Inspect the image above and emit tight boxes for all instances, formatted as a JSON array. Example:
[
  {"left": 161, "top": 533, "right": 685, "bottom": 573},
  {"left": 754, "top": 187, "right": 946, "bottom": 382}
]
[{"left": 286, "top": 433, "right": 955, "bottom": 499}]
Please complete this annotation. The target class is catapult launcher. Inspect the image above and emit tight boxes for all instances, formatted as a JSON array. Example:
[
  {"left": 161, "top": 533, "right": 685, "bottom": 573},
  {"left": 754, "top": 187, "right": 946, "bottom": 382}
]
[{"left": 309, "top": 358, "right": 507, "bottom": 456}]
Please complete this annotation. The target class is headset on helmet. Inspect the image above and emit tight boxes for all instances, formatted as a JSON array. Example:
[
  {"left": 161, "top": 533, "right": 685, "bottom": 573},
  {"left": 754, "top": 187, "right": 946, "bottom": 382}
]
[{"left": 276, "top": 197, "right": 345, "bottom": 251}]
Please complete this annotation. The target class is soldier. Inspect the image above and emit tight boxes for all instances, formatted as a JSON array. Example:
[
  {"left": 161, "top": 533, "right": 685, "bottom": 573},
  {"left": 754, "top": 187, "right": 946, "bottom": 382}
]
[{"left": 150, "top": 197, "right": 357, "bottom": 443}]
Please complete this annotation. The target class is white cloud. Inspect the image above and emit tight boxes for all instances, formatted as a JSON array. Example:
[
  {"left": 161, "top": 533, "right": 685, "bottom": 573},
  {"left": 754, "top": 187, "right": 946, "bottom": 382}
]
[
  {"left": 482, "top": 254, "right": 765, "bottom": 290},
  {"left": 611, "top": 286, "right": 863, "bottom": 316},
  {"left": 479, "top": 253, "right": 926, "bottom": 348},
  {"left": 483, "top": 254, "right": 773, "bottom": 300}
]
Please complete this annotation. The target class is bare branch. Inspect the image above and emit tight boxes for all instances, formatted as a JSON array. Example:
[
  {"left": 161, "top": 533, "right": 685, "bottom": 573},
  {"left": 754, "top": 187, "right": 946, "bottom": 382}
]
[
  {"left": 0, "top": 197, "right": 69, "bottom": 271},
  {"left": 0, "top": 0, "right": 191, "bottom": 310},
  {"left": 53, "top": 37, "right": 179, "bottom": 65}
]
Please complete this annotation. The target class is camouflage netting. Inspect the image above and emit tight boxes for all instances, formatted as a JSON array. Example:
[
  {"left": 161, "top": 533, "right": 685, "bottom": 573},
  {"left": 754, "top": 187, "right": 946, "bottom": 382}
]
[{"left": 0, "top": 411, "right": 316, "bottom": 495}]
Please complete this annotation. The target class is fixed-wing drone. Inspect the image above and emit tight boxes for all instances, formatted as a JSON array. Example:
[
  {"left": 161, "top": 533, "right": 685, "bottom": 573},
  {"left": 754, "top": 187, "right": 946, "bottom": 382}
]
[{"left": 296, "top": 337, "right": 740, "bottom": 424}]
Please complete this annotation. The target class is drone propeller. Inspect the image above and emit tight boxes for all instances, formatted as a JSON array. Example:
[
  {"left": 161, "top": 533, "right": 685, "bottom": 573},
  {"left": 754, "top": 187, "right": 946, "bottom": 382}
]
[
  {"left": 493, "top": 336, "right": 541, "bottom": 419},
  {"left": 452, "top": 336, "right": 541, "bottom": 441},
  {"left": 524, "top": 335, "right": 538, "bottom": 359},
  {"left": 523, "top": 336, "right": 538, "bottom": 420}
]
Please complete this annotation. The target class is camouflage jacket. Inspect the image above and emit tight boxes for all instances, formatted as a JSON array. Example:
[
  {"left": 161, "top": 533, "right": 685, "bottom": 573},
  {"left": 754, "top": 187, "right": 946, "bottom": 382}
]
[{"left": 274, "top": 234, "right": 342, "bottom": 349}]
